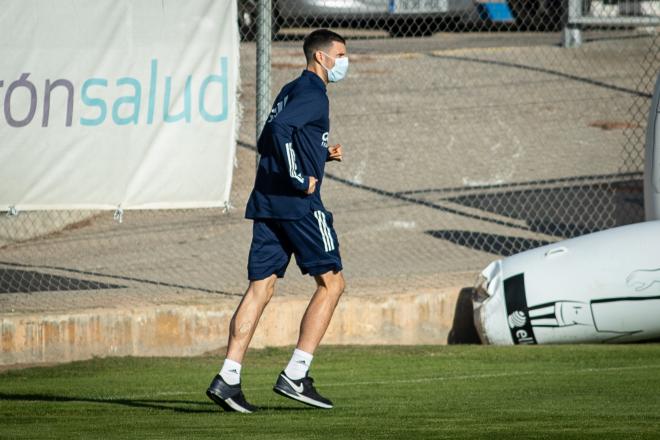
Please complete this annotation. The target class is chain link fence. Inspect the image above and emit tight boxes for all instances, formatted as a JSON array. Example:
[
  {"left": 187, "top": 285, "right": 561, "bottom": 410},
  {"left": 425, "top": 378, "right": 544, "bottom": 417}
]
[{"left": 1, "top": 0, "right": 659, "bottom": 305}]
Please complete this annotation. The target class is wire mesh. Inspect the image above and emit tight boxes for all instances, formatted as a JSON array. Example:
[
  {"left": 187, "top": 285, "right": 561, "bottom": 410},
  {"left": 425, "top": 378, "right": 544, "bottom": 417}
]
[{"left": 1, "top": 0, "right": 659, "bottom": 306}]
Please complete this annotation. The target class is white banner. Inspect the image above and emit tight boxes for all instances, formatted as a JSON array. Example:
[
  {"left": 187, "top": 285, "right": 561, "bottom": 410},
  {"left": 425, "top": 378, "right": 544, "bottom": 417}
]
[{"left": 0, "top": 0, "right": 239, "bottom": 210}]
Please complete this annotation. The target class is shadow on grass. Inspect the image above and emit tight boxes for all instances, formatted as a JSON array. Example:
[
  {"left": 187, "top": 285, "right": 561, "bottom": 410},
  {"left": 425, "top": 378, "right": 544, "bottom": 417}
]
[
  {"left": 0, "top": 392, "right": 218, "bottom": 413},
  {"left": 0, "top": 392, "right": 314, "bottom": 414}
]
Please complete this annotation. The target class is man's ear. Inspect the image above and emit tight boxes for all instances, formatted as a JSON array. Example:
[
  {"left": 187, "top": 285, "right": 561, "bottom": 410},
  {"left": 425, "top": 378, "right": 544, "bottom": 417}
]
[{"left": 314, "top": 50, "right": 325, "bottom": 65}]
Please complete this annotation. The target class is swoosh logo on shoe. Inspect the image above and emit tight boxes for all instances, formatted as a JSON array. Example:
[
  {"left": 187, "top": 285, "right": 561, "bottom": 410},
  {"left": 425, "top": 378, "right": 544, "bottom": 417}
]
[{"left": 282, "top": 375, "right": 304, "bottom": 393}]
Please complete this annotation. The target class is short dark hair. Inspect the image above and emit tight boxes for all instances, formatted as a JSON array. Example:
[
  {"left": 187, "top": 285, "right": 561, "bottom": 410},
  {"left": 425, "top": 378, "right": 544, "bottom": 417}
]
[{"left": 303, "top": 29, "right": 346, "bottom": 64}]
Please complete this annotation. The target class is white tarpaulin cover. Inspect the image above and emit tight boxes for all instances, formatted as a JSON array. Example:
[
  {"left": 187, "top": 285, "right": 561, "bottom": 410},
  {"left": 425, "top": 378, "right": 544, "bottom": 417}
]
[{"left": 0, "top": 0, "right": 239, "bottom": 210}]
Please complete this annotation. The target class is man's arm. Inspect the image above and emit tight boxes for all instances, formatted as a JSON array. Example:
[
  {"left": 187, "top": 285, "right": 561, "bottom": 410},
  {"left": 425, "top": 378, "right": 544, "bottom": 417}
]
[{"left": 268, "top": 93, "right": 323, "bottom": 193}]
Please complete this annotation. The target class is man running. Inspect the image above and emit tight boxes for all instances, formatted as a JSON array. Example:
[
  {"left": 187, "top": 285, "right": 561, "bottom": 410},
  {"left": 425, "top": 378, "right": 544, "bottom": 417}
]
[{"left": 206, "top": 29, "right": 349, "bottom": 413}]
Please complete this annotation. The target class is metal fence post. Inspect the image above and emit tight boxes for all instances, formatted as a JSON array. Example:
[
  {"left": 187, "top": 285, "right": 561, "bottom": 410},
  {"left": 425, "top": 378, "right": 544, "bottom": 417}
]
[
  {"left": 256, "top": 0, "right": 272, "bottom": 167},
  {"left": 563, "top": 0, "right": 583, "bottom": 48}
]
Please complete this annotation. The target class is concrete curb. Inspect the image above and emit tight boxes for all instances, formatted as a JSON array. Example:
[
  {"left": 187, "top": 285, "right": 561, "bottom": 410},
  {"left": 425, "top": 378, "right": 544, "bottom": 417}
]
[{"left": 0, "top": 287, "right": 461, "bottom": 368}]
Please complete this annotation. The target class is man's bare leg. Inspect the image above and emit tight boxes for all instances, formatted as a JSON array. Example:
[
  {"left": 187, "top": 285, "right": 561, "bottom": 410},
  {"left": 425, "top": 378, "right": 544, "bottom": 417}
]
[
  {"left": 297, "top": 271, "right": 346, "bottom": 354},
  {"left": 226, "top": 274, "right": 278, "bottom": 364},
  {"left": 207, "top": 275, "right": 278, "bottom": 413},
  {"left": 273, "top": 271, "right": 345, "bottom": 409}
]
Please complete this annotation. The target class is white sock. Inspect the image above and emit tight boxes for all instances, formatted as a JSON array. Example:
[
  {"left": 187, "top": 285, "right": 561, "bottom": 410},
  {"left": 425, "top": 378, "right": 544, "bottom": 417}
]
[
  {"left": 219, "top": 359, "right": 242, "bottom": 385},
  {"left": 284, "top": 349, "right": 313, "bottom": 380}
]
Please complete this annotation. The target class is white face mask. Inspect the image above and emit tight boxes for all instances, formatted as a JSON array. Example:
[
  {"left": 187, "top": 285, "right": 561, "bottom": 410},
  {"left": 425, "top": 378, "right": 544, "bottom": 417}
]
[{"left": 320, "top": 51, "right": 349, "bottom": 83}]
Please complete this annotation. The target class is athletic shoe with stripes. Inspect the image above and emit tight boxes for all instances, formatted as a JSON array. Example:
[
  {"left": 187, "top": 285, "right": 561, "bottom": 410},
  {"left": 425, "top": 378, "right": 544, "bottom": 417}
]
[
  {"left": 206, "top": 374, "right": 257, "bottom": 414},
  {"left": 272, "top": 371, "right": 333, "bottom": 409}
]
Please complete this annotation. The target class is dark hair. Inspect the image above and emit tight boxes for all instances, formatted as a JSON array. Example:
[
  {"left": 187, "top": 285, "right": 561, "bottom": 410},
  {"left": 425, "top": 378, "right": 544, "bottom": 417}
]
[{"left": 303, "top": 29, "right": 346, "bottom": 64}]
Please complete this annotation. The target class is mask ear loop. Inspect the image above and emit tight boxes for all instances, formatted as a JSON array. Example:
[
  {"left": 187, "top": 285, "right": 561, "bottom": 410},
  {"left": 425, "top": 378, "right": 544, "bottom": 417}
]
[
  {"left": 320, "top": 51, "right": 337, "bottom": 66},
  {"left": 317, "top": 51, "right": 332, "bottom": 81}
]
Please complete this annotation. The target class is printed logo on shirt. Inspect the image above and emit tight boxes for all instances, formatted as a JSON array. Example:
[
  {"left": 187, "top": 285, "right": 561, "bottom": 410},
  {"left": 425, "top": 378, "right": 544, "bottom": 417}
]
[
  {"left": 267, "top": 95, "right": 288, "bottom": 123},
  {"left": 321, "top": 131, "right": 329, "bottom": 149}
]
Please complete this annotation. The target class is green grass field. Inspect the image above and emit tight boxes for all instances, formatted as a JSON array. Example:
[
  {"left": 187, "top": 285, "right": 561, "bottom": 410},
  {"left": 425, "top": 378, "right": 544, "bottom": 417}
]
[{"left": 1, "top": 345, "right": 660, "bottom": 439}]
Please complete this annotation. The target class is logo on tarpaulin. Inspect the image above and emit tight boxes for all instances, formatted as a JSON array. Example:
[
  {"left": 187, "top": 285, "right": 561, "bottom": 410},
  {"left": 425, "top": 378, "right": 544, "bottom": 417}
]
[
  {"left": 1, "top": 58, "right": 231, "bottom": 128},
  {"left": 503, "top": 273, "right": 537, "bottom": 345},
  {"left": 507, "top": 310, "right": 527, "bottom": 329}
]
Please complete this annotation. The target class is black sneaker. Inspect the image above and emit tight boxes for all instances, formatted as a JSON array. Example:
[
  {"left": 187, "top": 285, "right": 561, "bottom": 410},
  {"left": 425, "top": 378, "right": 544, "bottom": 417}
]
[
  {"left": 206, "top": 374, "right": 257, "bottom": 414},
  {"left": 272, "top": 371, "right": 333, "bottom": 409}
]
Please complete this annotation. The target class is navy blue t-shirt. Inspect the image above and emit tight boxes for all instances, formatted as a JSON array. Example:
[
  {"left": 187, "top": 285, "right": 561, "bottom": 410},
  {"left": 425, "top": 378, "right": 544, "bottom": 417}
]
[{"left": 246, "top": 70, "right": 332, "bottom": 220}]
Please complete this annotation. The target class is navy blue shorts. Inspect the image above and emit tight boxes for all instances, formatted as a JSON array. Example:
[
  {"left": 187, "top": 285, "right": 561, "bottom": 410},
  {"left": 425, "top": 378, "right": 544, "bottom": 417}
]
[{"left": 247, "top": 210, "right": 342, "bottom": 280}]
